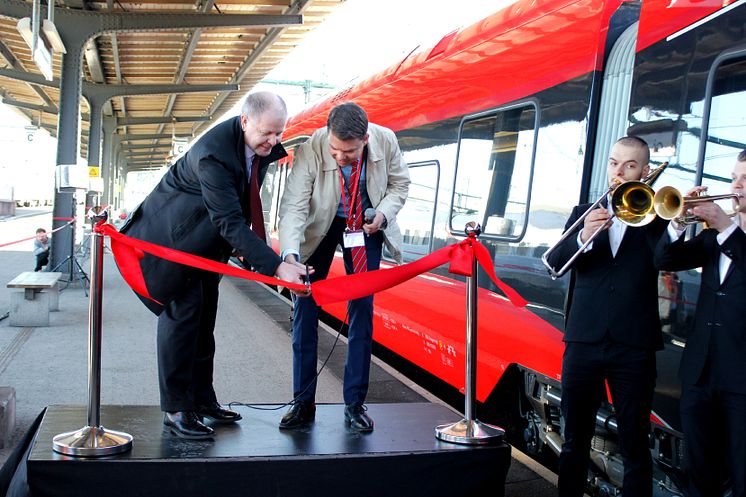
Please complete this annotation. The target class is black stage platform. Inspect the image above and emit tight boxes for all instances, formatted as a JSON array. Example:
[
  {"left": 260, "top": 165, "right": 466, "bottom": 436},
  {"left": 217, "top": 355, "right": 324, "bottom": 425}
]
[{"left": 26, "top": 403, "right": 511, "bottom": 497}]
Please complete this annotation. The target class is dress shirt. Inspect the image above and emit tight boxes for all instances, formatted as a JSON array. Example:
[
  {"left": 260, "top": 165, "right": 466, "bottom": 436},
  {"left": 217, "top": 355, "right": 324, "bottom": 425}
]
[
  {"left": 576, "top": 195, "right": 626, "bottom": 257},
  {"left": 668, "top": 220, "right": 745, "bottom": 285},
  {"left": 244, "top": 144, "right": 255, "bottom": 180}
]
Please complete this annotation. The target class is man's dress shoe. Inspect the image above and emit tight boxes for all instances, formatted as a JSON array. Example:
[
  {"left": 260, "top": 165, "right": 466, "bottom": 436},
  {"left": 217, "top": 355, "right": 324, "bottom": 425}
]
[
  {"left": 196, "top": 401, "right": 242, "bottom": 424},
  {"left": 279, "top": 401, "right": 316, "bottom": 429},
  {"left": 163, "top": 411, "right": 214, "bottom": 440},
  {"left": 344, "top": 403, "right": 374, "bottom": 433}
]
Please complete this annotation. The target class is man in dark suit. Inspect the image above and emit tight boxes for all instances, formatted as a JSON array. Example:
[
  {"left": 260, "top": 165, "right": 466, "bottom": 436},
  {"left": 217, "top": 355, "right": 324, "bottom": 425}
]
[
  {"left": 655, "top": 150, "right": 746, "bottom": 497},
  {"left": 121, "top": 92, "right": 307, "bottom": 439},
  {"left": 545, "top": 136, "right": 666, "bottom": 497}
]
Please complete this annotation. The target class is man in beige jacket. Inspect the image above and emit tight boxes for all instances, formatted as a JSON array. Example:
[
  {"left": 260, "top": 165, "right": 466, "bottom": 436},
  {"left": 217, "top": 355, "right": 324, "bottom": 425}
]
[{"left": 278, "top": 102, "right": 409, "bottom": 432}]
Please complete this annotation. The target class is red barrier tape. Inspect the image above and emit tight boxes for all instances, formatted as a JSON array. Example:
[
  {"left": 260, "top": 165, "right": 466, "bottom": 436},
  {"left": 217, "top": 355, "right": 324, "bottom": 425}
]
[
  {"left": 312, "top": 238, "right": 527, "bottom": 307},
  {"left": 0, "top": 220, "right": 75, "bottom": 249},
  {"left": 96, "top": 223, "right": 527, "bottom": 308}
]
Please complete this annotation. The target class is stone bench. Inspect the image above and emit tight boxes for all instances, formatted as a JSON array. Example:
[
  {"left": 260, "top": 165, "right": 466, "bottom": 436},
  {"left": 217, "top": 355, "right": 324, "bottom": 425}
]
[{"left": 6, "top": 271, "right": 62, "bottom": 327}]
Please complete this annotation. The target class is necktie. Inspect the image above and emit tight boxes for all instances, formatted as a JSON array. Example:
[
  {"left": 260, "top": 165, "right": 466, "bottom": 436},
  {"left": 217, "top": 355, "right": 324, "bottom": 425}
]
[
  {"left": 249, "top": 155, "right": 266, "bottom": 241},
  {"left": 348, "top": 158, "right": 367, "bottom": 274}
]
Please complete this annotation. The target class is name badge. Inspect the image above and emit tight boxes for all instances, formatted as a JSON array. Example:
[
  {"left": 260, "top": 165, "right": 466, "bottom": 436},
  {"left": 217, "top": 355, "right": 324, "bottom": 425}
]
[{"left": 343, "top": 229, "right": 365, "bottom": 248}]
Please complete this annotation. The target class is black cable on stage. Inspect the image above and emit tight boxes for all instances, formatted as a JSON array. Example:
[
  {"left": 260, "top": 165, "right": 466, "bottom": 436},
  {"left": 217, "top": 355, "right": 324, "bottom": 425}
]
[{"left": 228, "top": 298, "right": 348, "bottom": 412}]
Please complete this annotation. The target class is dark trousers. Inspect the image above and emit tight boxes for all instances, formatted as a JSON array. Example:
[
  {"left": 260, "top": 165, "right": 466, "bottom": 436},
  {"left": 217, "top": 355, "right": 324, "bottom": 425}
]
[
  {"left": 292, "top": 216, "right": 382, "bottom": 405},
  {"left": 156, "top": 271, "right": 220, "bottom": 412},
  {"left": 681, "top": 369, "right": 746, "bottom": 497},
  {"left": 558, "top": 340, "right": 657, "bottom": 497},
  {"left": 34, "top": 252, "right": 48, "bottom": 272}
]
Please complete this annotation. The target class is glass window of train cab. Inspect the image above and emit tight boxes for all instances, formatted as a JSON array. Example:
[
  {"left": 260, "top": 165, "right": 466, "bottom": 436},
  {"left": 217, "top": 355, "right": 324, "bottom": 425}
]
[
  {"left": 451, "top": 104, "right": 537, "bottom": 240},
  {"left": 385, "top": 161, "right": 440, "bottom": 263},
  {"left": 663, "top": 55, "right": 746, "bottom": 343},
  {"left": 260, "top": 161, "right": 279, "bottom": 232},
  {"left": 262, "top": 158, "right": 291, "bottom": 235}
]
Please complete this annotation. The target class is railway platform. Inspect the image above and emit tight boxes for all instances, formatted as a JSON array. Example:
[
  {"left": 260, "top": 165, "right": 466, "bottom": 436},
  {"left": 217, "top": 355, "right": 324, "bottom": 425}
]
[{"left": 0, "top": 210, "right": 557, "bottom": 496}]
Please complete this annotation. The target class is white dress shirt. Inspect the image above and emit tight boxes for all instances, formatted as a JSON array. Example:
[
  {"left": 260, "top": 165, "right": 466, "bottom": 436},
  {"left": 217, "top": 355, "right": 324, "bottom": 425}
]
[
  {"left": 667, "top": 220, "right": 744, "bottom": 285},
  {"left": 576, "top": 195, "right": 626, "bottom": 257}
]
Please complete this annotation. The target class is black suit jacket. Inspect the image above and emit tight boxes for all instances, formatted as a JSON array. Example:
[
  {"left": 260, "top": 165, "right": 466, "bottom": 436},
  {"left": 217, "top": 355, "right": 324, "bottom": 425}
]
[
  {"left": 546, "top": 202, "right": 666, "bottom": 350},
  {"left": 120, "top": 116, "right": 285, "bottom": 315},
  {"left": 655, "top": 227, "right": 746, "bottom": 394}
]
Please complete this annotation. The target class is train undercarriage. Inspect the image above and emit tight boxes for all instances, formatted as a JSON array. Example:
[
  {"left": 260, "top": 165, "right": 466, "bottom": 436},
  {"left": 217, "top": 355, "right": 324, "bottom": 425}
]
[{"left": 497, "top": 366, "right": 688, "bottom": 497}]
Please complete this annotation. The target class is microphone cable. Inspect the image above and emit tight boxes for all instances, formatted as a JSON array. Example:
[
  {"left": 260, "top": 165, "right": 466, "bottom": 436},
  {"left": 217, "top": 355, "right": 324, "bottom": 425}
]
[{"left": 228, "top": 296, "right": 348, "bottom": 412}]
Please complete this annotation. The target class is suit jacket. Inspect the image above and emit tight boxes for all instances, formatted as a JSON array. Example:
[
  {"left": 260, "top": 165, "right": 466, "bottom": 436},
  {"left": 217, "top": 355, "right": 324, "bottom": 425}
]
[
  {"left": 279, "top": 123, "right": 410, "bottom": 264},
  {"left": 120, "top": 116, "right": 285, "bottom": 315},
  {"left": 655, "top": 227, "right": 746, "bottom": 394},
  {"left": 545, "top": 202, "right": 666, "bottom": 350}
]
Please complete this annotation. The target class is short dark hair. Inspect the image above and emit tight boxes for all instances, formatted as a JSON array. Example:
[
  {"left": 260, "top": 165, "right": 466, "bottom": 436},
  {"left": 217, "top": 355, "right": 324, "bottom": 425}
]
[
  {"left": 327, "top": 102, "right": 368, "bottom": 141},
  {"left": 35, "top": 228, "right": 46, "bottom": 234},
  {"left": 616, "top": 136, "right": 650, "bottom": 164},
  {"left": 738, "top": 149, "right": 746, "bottom": 162}
]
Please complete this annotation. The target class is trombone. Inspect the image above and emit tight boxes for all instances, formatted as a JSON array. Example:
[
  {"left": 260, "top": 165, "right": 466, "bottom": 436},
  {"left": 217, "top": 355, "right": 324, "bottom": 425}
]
[
  {"left": 653, "top": 186, "right": 744, "bottom": 224},
  {"left": 541, "top": 162, "right": 668, "bottom": 279}
]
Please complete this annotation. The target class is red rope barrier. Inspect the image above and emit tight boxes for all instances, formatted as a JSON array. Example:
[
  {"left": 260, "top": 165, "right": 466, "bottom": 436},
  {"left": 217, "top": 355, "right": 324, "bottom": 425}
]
[
  {"left": 0, "top": 220, "right": 75, "bottom": 249},
  {"left": 95, "top": 222, "right": 527, "bottom": 308}
]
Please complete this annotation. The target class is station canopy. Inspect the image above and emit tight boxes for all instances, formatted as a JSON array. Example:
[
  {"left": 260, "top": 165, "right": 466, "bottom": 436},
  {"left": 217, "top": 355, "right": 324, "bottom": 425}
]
[{"left": 0, "top": 0, "right": 343, "bottom": 171}]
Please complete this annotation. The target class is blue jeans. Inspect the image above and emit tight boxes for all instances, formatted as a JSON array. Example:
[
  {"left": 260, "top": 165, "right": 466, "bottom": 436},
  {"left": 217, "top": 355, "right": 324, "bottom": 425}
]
[{"left": 291, "top": 216, "right": 382, "bottom": 405}]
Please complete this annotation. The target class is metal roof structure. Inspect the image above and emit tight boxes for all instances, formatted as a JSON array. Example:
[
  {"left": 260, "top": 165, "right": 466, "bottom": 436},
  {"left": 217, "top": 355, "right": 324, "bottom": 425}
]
[{"left": 0, "top": 0, "right": 343, "bottom": 171}]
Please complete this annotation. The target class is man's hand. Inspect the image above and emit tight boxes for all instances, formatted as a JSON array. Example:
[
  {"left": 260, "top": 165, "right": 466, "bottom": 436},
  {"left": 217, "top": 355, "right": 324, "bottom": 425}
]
[
  {"left": 690, "top": 202, "right": 731, "bottom": 232},
  {"left": 363, "top": 211, "right": 386, "bottom": 235},
  {"left": 277, "top": 256, "right": 314, "bottom": 296},
  {"left": 580, "top": 207, "right": 611, "bottom": 243},
  {"left": 685, "top": 185, "right": 709, "bottom": 198}
]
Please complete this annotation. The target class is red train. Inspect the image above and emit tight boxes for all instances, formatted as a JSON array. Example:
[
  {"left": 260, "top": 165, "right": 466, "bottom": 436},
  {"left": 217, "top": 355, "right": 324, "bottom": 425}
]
[{"left": 259, "top": 1, "right": 746, "bottom": 495}]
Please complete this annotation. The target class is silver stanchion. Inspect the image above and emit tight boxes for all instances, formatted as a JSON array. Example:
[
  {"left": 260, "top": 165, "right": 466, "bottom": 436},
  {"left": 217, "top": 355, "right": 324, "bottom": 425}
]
[
  {"left": 53, "top": 208, "right": 133, "bottom": 456},
  {"left": 436, "top": 222, "right": 505, "bottom": 445}
]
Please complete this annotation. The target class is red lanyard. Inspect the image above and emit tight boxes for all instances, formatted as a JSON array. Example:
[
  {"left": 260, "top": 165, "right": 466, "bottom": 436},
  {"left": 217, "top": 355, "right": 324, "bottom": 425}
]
[{"left": 338, "top": 156, "right": 362, "bottom": 229}]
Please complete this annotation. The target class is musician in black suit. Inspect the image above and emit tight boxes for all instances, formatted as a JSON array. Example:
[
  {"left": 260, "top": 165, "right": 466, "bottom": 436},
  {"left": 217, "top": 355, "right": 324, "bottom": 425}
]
[
  {"left": 546, "top": 136, "right": 666, "bottom": 497},
  {"left": 654, "top": 150, "right": 746, "bottom": 497},
  {"left": 121, "top": 92, "right": 306, "bottom": 439}
]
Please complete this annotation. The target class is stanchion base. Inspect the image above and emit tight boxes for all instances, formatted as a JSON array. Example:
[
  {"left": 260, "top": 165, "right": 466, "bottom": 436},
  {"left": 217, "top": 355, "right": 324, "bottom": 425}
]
[
  {"left": 52, "top": 425, "right": 133, "bottom": 457},
  {"left": 435, "top": 418, "right": 505, "bottom": 445}
]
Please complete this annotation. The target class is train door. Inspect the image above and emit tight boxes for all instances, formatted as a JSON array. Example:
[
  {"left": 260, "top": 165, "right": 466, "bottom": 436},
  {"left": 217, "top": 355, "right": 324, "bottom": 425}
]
[{"left": 589, "top": 21, "right": 640, "bottom": 200}]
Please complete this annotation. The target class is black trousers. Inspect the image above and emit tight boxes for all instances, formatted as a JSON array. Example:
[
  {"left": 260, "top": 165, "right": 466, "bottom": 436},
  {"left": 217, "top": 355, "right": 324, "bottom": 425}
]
[
  {"left": 681, "top": 367, "right": 746, "bottom": 497},
  {"left": 156, "top": 271, "right": 220, "bottom": 412},
  {"left": 558, "top": 340, "right": 657, "bottom": 497},
  {"left": 34, "top": 252, "right": 48, "bottom": 272}
]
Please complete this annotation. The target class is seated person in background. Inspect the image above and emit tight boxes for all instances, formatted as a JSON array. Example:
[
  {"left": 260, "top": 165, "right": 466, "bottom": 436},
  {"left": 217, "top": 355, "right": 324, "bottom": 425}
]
[{"left": 33, "top": 228, "right": 49, "bottom": 272}]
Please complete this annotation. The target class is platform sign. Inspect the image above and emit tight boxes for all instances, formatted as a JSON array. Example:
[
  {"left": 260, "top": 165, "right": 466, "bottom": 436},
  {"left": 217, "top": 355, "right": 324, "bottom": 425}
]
[
  {"left": 172, "top": 138, "right": 189, "bottom": 157},
  {"left": 57, "top": 164, "right": 88, "bottom": 191},
  {"left": 89, "top": 177, "right": 104, "bottom": 193}
]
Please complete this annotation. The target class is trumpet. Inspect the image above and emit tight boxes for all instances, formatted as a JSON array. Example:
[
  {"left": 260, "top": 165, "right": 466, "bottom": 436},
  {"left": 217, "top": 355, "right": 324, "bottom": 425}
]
[
  {"left": 541, "top": 162, "right": 668, "bottom": 279},
  {"left": 653, "top": 186, "right": 744, "bottom": 225}
]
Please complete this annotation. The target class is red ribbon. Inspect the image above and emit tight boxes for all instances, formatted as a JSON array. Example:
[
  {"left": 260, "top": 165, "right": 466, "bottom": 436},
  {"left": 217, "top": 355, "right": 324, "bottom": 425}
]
[
  {"left": 0, "top": 219, "right": 75, "bottom": 249},
  {"left": 96, "top": 223, "right": 527, "bottom": 308},
  {"left": 312, "top": 237, "right": 527, "bottom": 307},
  {"left": 96, "top": 223, "right": 307, "bottom": 307}
]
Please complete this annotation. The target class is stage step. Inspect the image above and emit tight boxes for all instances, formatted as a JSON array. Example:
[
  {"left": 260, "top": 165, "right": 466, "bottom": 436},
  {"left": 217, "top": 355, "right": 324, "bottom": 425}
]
[{"left": 28, "top": 403, "right": 511, "bottom": 497}]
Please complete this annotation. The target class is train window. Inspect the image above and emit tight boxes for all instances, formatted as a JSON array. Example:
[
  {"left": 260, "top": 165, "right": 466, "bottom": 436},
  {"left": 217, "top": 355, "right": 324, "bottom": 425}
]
[
  {"left": 260, "top": 162, "right": 278, "bottom": 237},
  {"left": 450, "top": 104, "right": 537, "bottom": 240},
  {"left": 387, "top": 161, "right": 440, "bottom": 262},
  {"left": 264, "top": 160, "right": 286, "bottom": 234},
  {"left": 701, "top": 56, "right": 746, "bottom": 191},
  {"left": 656, "top": 54, "right": 746, "bottom": 342}
]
